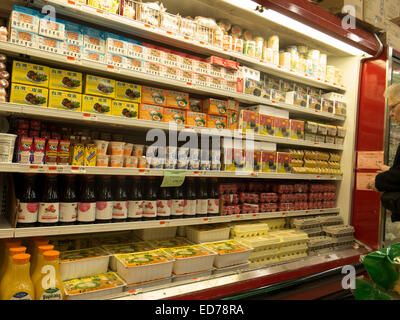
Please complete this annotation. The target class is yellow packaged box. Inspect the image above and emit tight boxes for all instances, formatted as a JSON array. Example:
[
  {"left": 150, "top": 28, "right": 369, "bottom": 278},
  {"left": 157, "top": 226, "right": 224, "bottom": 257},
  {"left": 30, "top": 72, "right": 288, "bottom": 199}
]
[
  {"left": 11, "top": 60, "right": 49, "bottom": 88},
  {"left": 139, "top": 104, "right": 164, "bottom": 122},
  {"left": 82, "top": 95, "right": 112, "bottom": 115},
  {"left": 84, "top": 144, "right": 96, "bottom": 167},
  {"left": 203, "top": 98, "right": 228, "bottom": 115},
  {"left": 49, "top": 68, "right": 83, "bottom": 93},
  {"left": 207, "top": 114, "right": 227, "bottom": 130},
  {"left": 165, "top": 90, "right": 189, "bottom": 109},
  {"left": 112, "top": 100, "right": 138, "bottom": 118},
  {"left": 186, "top": 111, "right": 207, "bottom": 128},
  {"left": 142, "top": 86, "right": 167, "bottom": 106},
  {"left": 70, "top": 143, "right": 84, "bottom": 166},
  {"left": 115, "top": 81, "right": 141, "bottom": 103},
  {"left": 84, "top": 74, "right": 116, "bottom": 99},
  {"left": 10, "top": 83, "right": 48, "bottom": 107},
  {"left": 48, "top": 90, "right": 82, "bottom": 111},
  {"left": 163, "top": 108, "right": 186, "bottom": 125}
]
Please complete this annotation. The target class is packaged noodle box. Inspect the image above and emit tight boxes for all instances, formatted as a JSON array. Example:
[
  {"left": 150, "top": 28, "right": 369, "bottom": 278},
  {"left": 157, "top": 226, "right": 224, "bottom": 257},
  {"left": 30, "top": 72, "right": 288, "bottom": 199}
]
[
  {"left": 239, "top": 110, "right": 259, "bottom": 134},
  {"left": 261, "top": 151, "right": 277, "bottom": 173},
  {"left": 10, "top": 84, "right": 48, "bottom": 107},
  {"left": 106, "top": 52, "right": 126, "bottom": 69},
  {"left": 141, "top": 86, "right": 167, "bottom": 106},
  {"left": 334, "top": 101, "right": 347, "bottom": 116},
  {"left": 227, "top": 110, "right": 239, "bottom": 130},
  {"left": 273, "top": 117, "right": 290, "bottom": 138},
  {"left": 285, "top": 91, "right": 307, "bottom": 107},
  {"left": 189, "top": 99, "right": 203, "bottom": 112},
  {"left": 36, "top": 35, "right": 66, "bottom": 55},
  {"left": 84, "top": 75, "right": 116, "bottom": 99},
  {"left": 207, "top": 114, "right": 227, "bottom": 130},
  {"left": 38, "top": 16, "right": 65, "bottom": 40},
  {"left": 48, "top": 90, "right": 82, "bottom": 112},
  {"left": 186, "top": 112, "right": 207, "bottom": 128},
  {"left": 82, "top": 49, "right": 105, "bottom": 64},
  {"left": 9, "top": 28, "right": 38, "bottom": 49},
  {"left": 322, "top": 99, "right": 334, "bottom": 113},
  {"left": 82, "top": 95, "right": 112, "bottom": 115},
  {"left": 203, "top": 98, "right": 228, "bottom": 116},
  {"left": 277, "top": 152, "right": 291, "bottom": 173},
  {"left": 12, "top": 60, "right": 49, "bottom": 88},
  {"left": 61, "top": 19, "right": 84, "bottom": 46},
  {"left": 112, "top": 101, "right": 139, "bottom": 118},
  {"left": 83, "top": 26, "right": 106, "bottom": 53},
  {"left": 49, "top": 68, "right": 83, "bottom": 93},
  {"left": 166, "top": 90, "right": 189, "bottom": 109},
  {"left": 259, "top": 114, "right": 274, "bottom": 136},
  {"left": 163, "top": 108, "right": 186, "bottom": 125},
  {"left": 9, "top": 5, "right": 40, "bottom": 33},
  {"left": 290, "top": 120, "right": 305, "bottom": 140},
  {"left": 105, "top": 32, "right": 128, "bottom": 56},
  {"left": 115, "top": 81, "right": 141, "bottom": 103},
  {"left": 139, "top": 104, "right": 164, "bottom": 122}
]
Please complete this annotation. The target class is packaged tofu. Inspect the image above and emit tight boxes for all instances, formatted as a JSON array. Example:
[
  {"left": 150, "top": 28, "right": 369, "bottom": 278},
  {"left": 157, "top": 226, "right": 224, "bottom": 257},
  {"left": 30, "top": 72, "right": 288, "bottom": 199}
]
[
  {"left": 337, "top": 126, "right": 346, "bottom": 138},
  {"left": 125, "top": 57, "right": 146, "bottom": 73},
  {"left": 186, "top": 112, "right": 207, "bottom": 128},
  {"left": 239, "top": 110, "right": 259, "bottom": 134},
  {"left": 12, "top": 60, "right": 50, "bottom": 88},
  {"left": 9, "top": 28, "right": 38, "bottom": 49},
  {"left": 290, "top": 120, "right": 305, "bottom": 140},
  {"left": 83, "top": 27, "right": 106, "bottom": 53},
  {"left": 82, "top": 95, "right": 112, "bottom": 115},
  {"left": 285, "top": 91, "right": 307, "bottom": 107},
  {"left": 48, "top": 90, "right": 82, "bottom": 112},
  {"left": 163, "top": 108, "right": 186, "bottom": 125},
  {"left": 63, "top": 43, "right": 82, "bottom": 60},
  {"left": 49, "top": 68, "right": 83, "bottom": 93},
  {"left": 112, "top": 101, "right": 139, "bottom": 118},
  {"left": 277, "top": 152, "right": 291, "bottom": 173},
  {"left": 139, "top": 104, "right": 164, "bottom": 122},
  {"left": 106, "top": 52, "right": 126, "bottom": 69},
  {"left": 38, "top": 16, "right": 65, "bottom": 40},
  {"left": 36, "top": 35, "right": 66, "bottom": 55},
  {"left": 115, "top": 81, "right": 141, "bottom": 103},
  {"left": 127, "top": 40, "right": 146, "bottom": 60},
  {"left": 203, "top": 98, "right": 228, "bottom": 115},
  {"left": 105, "top": 32, "right": 128, "bottom": 56},
  {"left": 84, "top": 75, "right": 116, "bottom": 99},
  {"left": 207, "top": 114, "right": 227, "bottom": 130},
  {"left": 166, "top": 90, "right": 189, "bottom": 109},
  {"left": 10, "top": 84, "right": 48, "bottom": 107},
  {"left": 9, "top": 5, "right": 39, "bottom": 33}
]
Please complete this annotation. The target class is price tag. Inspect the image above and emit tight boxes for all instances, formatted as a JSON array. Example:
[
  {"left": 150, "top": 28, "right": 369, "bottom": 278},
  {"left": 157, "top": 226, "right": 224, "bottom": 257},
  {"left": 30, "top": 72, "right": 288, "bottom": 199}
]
[
  {"left": 159, "top": 221, "right": 166, "bottom": 225},
  {"left": 82, "top": 113, "right": 97, "bottom": 120},
  {"left": 236, "top": 215, "right": 241, "bottom": 219},
  {"left": 67, "top": 0, "right": 76, "bottom": 5},
  {"left": 70, "top": 166, "right": 86, "bottom": 174},
  {"left": 203, "top": 218, "right": 209, "bottom": 222},
  {"left": 160, "top": 170, "right": 186, "bottom": 187}
]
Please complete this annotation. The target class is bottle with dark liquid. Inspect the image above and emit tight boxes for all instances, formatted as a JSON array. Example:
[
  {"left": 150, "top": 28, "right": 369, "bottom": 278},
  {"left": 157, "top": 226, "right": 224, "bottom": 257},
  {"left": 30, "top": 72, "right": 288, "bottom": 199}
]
[
  {"left": 112, "top": 176, "right": 128, "bottom": 223},
  {"left": 38, "top": 174, "right": 59, "bottom": 227},
  {"left": 59, "top": 175, "right": 78, "bottom": 225},
  {"left": 128, "top": 177, "right": 143, "bottom": 221},
  {"left": 77, "top": 175, "right": 96, "bottom": 224},
  {"left": 96, "top": 176, "right": 113, "bottom": 224},
  {"left": 207, "top": 178, "right": 220, "bottom": 217},
  {"left": 196, "top": 178, "right": 208, "bottom": 218},
  {"left": 184, "top": 178, "right": 196, "bottom": 219},
  {"left": 171, "top": 185, "right": 184, "bottom": 220},
  {"left": 157, "top": 183, "right": 171, "bottom": 220},
  {"left": 16, "top": 174, "right": 39, "bottom": 228},
  {"left": 143, "top": 177, "right": 157, "bottom": 221}
]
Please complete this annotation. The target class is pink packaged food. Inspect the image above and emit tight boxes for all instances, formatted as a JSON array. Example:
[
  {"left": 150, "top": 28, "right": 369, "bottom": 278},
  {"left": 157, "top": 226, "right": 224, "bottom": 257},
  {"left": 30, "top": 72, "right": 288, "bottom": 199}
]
[
  {"left": 17, "top": 136, "right": 33, "bottom": 164},
  {"left": 30, "top": 137, "right": 46, "bottom": 164},
  {"left": 260, "top": 203, "right": 278, "bottom": 212}
]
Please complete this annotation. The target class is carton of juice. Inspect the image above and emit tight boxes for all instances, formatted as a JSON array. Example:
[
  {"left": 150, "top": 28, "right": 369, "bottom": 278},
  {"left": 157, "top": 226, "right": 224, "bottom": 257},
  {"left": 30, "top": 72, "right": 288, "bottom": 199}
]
[
  {"left": 141, "top": 86, "right": 167, "bottom": 106},
  {"left": 57, "top": 140, "right": 71, "bottom": 164},
  {"left": 45, "top": 139, "right": 59, "bottom": 164},
  {"left": 277, "top": 152, "right": 292, "bottom": 174},
  {"left": 261, "top": 151, "right": 277, "bottom": 173},
  {"left": 273, "top": 117, "right": 290, "bottom": 138},
  {"left": 139, "top": 104, "right": 164, "bottom": 122},
  {"left": 163, "top": 108, "right": 186, "bottom": 125},
  {"left": 290, "top": 120, "right": 305, "bottom": 140},
  {"left": 9, "top": 5, "right": 40, "bottom": 33},
  {"left": 189, "top": 99, "right": 202, "bottom": 112},
  {"left": 259, "top": 114, "right": 274, "bottom": 136},
  {"left": 12, "top": 60, "right": 49, "bottom": 88},
  {"left": 227, "top": 110, "right": 239, "bottom": 130},
  {"left": 48, "top": 90, "right": 82, "bottom": 112},
  {"left": 239, "top": 110, "right": 259, "bottom": 134},
  {"left": 84, "top": 75, "right": 116, "bottom": 99},
  {"left": 82, "top": 95, "right": 112, "bottom": 115},
  {"left": 166, "top": 90, "right": 189, "bottom": 109},
  {"left": 49, "top": 68, "right": 83, "bottom": 93},
  {"left": 30, "top": 137, "right": 46, "bottom": 164},
  {"left": 17, "top": 136, "right": 33, "bottom": 164},
  {"left": 186, "top": 112, "right": 207, "bottom": 128},
  {"left": 10, "top": 84, "right": 48, "bottom": 107},
  {"left": 84, "top": 144, "right": 96, "bottom": 167},
  {"left": 203, "top": 98, "right": 228, "bottom": 115},
  {"left": 207, "top": 114, "right": 227, "bottom": 130},
  {"left": 115, "top": 81, "right": 141, "bottom": 103},
  {"left": 112, "top": 101, "right": 138, "bottom": 118}
]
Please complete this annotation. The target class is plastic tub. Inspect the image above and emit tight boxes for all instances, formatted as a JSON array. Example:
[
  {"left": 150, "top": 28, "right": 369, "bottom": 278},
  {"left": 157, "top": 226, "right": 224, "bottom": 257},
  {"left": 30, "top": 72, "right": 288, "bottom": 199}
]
[
  {"left": 115, "top": 249, "right": 174, "bottom": 284},
  {"left": 110, "top": 155, "right": 123, "bottom": 167},
  {"left": 172, "top": 269, "right": 212, "bottom": 283},
  {"left": 59, "top": 247, "right": 110, "bottom": 281},
  {"left": 133, "top": 227, "right": 177, "bottom": 240},
  {"left": 185, "top": 224, "right": 230, "bottom": 244},
  {"left": 203, "top": 240, "right": 252, "bottom": 268},
  {"left": 96, "top": 155, "right": 109, "bottom": 167},
  {"left": 110, "top": 141, "right": 125, "bottom": 156},
  {"left": 124, "top": 143, "right": 133, "bottom": 156},
  {"left": 213, "top": 262, "right": 250, "bottom": 275},
  {"left": 63, "top": 272, "right": 126, "bottom": 300},
  {"left": 0, "top": 133, "right": 17, "bottom": 163},
  {"left": 162, "top": 245, "right": 217, "bottom": 275},
  {"left": 94, "top": 140, "right": 109, "bottom": 156},
  {"left": 123, "top": 156, "right": 134, "bottom": 168}
]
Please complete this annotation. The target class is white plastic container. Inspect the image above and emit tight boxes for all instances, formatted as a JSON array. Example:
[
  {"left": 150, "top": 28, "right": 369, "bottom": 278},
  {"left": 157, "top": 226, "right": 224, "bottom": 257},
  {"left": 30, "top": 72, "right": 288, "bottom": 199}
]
[
  {"left": 185, "top": 224, "right": 230, "bottom": 244},
  {"left": 133, "top": 227, "right": 177, "bottom": 240},
  {"left": 59, "top": 247, "right": 110, "bottom": 281},
  {"left": 203, "top": 240, "right": 252, "bottom": 268},
  {"left": 115, "top": 249, "right": 174, "bottom": 284},
  {"left": 172, "top": 269, "right": 212, "bottom": 283},
  {"left": 0, "top": 133, "right": 17, "bottom": 163},
  {"left": 63, "top": 272, "right": 126, "bottom": 300},
  {"left": 162, "top": 245, "right": 217, "bottom": 275},
  {"left": 110, "top": 141, "right": 125, "bottom": 156}
]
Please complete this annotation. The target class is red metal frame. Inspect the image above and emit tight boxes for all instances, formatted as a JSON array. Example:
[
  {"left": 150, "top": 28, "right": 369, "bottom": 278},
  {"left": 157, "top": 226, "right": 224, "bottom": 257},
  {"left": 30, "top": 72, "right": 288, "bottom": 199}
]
[{"left": 254, "top": 0, "right": 379, "bottom": 56}]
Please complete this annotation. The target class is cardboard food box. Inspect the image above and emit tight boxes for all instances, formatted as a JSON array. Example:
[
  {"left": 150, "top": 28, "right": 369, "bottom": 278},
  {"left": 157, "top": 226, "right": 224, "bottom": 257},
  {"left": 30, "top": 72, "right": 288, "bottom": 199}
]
[
  {"left": 163, "top": 108, "right": 186, "bottom": 125},
  {"left": 290, "top": 120, "right": 305, "bottom": 140},
  {"left": 189, "top": 99, "right": 203, "bottom": 112},
  {"left": 141, "top": 86, "right": 167, "bottom": 107},
  {"left": 279, "top": 80, "right": 294, "bottom": 93},
  {"left": 261, "top": 151, "right": 277, "bottom": 173},
  {"left": 83, "top": 26, "right": 106, "bottom": 53},
  {"left": 239, "top": 110, "right": 259, "bottom": 134},
  {"left": 203, "top": 98, "right": 228, "bottom": 116},
  {"left": 322, "top": 99, "right": 334, "bottom": 113},
  {"left": 38, "top": 17, "right": 65, "bottom": 41},
  {"left": 244, "top": 78, "right": 264, "bottom": 97},
  {"left": 112, "top": 101, "right": 139, "bottom": 118},
  {"left": 48, "top": 90, "right": 82, "bottom": 112},
  {"left": 305, "top": 133, "right": 316, "bottom": 142},
  {"left": 36, "top": 35, "right": 66, "bottom": 55},
  {"left": 12, "top": 60, "right": 49, "bottom": 88},
  {"left": 271, "top": 89, "right": 286, "bottom": 103},
  {"left": 49, "top": 68, "right": 83, "bottom": 93},
  {"left": 10, "top": 84, "right": 48, "bottom": 107},
  {"left": 106, "top": 52, "right": 126, "bottom": 69},
  {"left": 186, "top": 112, "right": 207, "bottom": 128},
  {"left": 9, "top": 5, "right": 40, "bottom": 33},
  {"left": 227, "top": 110, "right": 239, "bottom": 130},
  {"left": 127, "top": 41, "right": 146, "bottom": 60},
  {"left": 227, "top": 99, "right": 240, "bottom": 111},
  {"left": 105, "top": 32, "right": 128, "bottom": 56},
  {"left": 264, "top": 75, "right": 280, "bottom": 91},
  {"left": 307, "top": 95, "right": 322, "bottom": 111},
  {"left": 259, "top": 114, "right": 275, "bottom": 136},
  {"left": 166, "top": 90, "right": 189, "bottom": 109},
  {"left": 277, "top": 152, "right": 292, "bottom": 174},
  {"left": 82, "top": 49, "right": 105, "bottom": 64},
  {"left": 273, "top": 117, "right": 290, "bottom": 138},
  {"left": 9, "top": 28, "right": 38, "bottom": 49},
  {"left": 115, "top": 81, "right": 141, "bottom": 103},
  {"left": 334, "top": 101, "right": 347, "bottom": 116},
  {"left": 82, "top": 95, "right": 112, "bottom": 115},
  {"left": 62, "top": 19, "right": 84, "bottom": 46},
  {"left": 84, "top": 75, "right": 116, "bottom": 99},
  {"left": 207, "top": 114, "right": 227, "bottom": 130},
  {"left": 285, "top": 91, "right": 307, "bottom": 107},
  {"left": 139, "top": 104, "right": 164, "bottom": 122}
]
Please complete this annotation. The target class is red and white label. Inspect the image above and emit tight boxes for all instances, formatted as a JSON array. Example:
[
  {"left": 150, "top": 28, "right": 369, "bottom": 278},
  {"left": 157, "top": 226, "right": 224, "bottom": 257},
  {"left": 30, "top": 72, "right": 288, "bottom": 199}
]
[
  {"left": 143, "top": 200, "right": 157, "bottom": 218},
  {"left": 17, "top": 202, "right": 39, "bottom": 223},
  {"left": 38, "top": 202, "right": 59, "bottom": 223},
  {"left": 171, "top": 199, "right": 185, "bottom": 217},
  {"left": 77, "top": 202, "right": 96, "bottom": 222},
  {"left": 196, "top": 199, "right": 208, "bottom": 215},
  {"left": 113, "top": 201, "right": 128, "bottom": 219},
  {"left": 184, "top": 200, "right": 196, "bottom": 217},
  {"left": 96, "top": 201, "right": 113, "bottom": 220},
  {"left": 207, "top": 198, "right": 220, "bottom": 214},
  {"left": 128, "top": 200, "right": 143, "bottom": 219},
  {"left": 59, "top": 202, "right": 77, "bottom": 223},
  {"left": 157, "top": 200, "right": 171, "bottom": 218}
]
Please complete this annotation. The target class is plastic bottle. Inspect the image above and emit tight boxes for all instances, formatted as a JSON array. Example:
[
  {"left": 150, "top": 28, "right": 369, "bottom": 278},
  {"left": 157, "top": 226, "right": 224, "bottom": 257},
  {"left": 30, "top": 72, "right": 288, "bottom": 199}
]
[
  {"left": 207, "top": 178, "right": 220, "bottom": 217},
  {"left": 128, "top": 177, "right": 143, "bottom": 221},
  {"left": 112, "top": 176, "right": 128, "bottom": 223},
  {"left": 157, "top": 184, "right": 171, "bottom": 220},
  {"left": 143, "top": 177, "right": 158, "bottom": 221},
  {"left": 30, "top": 238, "right": 50, "bottom": 275},
  {"left": 184, "top": 178, "right": 196, "bottom": 219},
  {"left": 0, "top": 239, "right": 22, "bottom": 279},
  {"left": 0, "top": 253, "right": 35, "bottom": 300},
  {"left": 16, "top": 174, "right": 39, "bottom": 228},
  {"left": 31, "top": 244, "right": 55, "bottom": 287},
  {"left": 96, "top": 176, "right": 113, "bottom": 223},
  {"left": 59, "top": 175, "right": 78, "bottom": 226},
  {"left": 0, "top": 246, "right": 26, "bottom": 284},
  {"left": 196, "top": 178, "right": 208, "bottom": 217},
  {"left": 77, "top": 175, "right": 96, "bottom": 224},
  {"left": 171, "top": 185, "right": 184, "bottom": 219},
  {"left": 38, "top": 174, "right": 59, "bottom": 226},
  {"left": 33, "top": 250, "right": 64, "bottom": 300}
]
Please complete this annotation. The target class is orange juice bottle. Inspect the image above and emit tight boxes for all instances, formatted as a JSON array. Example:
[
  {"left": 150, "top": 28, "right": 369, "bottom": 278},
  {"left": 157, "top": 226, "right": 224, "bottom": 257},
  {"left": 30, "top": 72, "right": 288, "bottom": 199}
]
[
  {"left": 0, "top": 246, "right": 27, "bottom": 284},
  {"left": 34, "top": 250, "right": 64, "bottom": 300},
  {"left": 30, "top": 238, "right": 50, "bottom": 275},
  {"left": 0, "top": 239, "right": 22, "bottom": 278},
  {"left": 31, "top": 245, "right": 54, "bottom": 286},
  {"left": 0, "top": 253, "right": 35, "bottom": 300}
]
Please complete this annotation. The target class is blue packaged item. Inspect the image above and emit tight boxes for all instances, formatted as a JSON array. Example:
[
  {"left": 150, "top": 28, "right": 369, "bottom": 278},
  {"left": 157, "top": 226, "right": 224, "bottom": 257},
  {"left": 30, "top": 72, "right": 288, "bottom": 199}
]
[
  {"left": 105, "top": 32, "right": 128, "bottom": 56},
  {"left": 127, "top": 39, "right": 146, "bottom": 60},
  {"left": 38, "top": 14, "right": 65, "bottom": 41},
  {"left": 83, "top": 27, "right": 106, "bottom": 53},
  {"left": 9, "top": 28, "right": 38, "bottom": 49},
  {"left": 10, "top": 5, "right": 40, "bottom": 33},
  {"left": 58, "top": 18, "right": 84, "bottom": 46}
]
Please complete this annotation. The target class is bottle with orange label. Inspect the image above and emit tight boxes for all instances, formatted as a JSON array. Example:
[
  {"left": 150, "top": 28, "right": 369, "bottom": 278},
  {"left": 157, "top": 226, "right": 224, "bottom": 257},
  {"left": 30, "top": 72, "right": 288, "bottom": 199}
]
[
  {"left": 31, "top": 244, "right": 55, "bottom": 286},
  {"left": 34, "top": 250, "right": 64, "bottom": 300},
  {"left": 0, "top": 239, "right": 22, "bottom": 278},
  {"left": 0, "top": 253, "right": 35, "bottom": 300},
  {"left": 0, "top": 246, "right": 26, "bottom": 285},
  {"left": 30, "top": 238, "right": 50, "bottom": 275}
]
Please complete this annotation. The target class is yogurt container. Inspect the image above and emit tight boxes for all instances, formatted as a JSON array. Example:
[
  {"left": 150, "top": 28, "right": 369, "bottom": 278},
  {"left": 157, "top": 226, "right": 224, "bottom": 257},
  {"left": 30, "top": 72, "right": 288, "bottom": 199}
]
[
  {"left": 110, "top": 155, "right": 123, "bottom": 167},
  {"left": 94, "top": 140, "right": 109, "bottom": 156},
  {"left": 138, "top": 156, "right": 146, "bottom": 168},
  {"left": 110, "top": 141, "right": 125, "bottom": 156},
  {"left": 124, "top": 143, "right": 133, "bottom": 156},
  {"left": 132, "top": 144, "right": 144, "bottom": 157},
  {"left": 96, "top": 155, "right": 109, "bottom": 167},
  {"left": 130, "top": 156, "right": 139, "bottom": 168}
]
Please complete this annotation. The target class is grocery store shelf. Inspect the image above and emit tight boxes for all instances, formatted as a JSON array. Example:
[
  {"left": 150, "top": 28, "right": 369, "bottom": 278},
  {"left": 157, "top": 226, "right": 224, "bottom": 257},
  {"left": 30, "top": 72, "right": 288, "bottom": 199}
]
[
  {"left": 0, "top": 103, "right": 344, "bottom": 150},
  {"left": 0, "top": 163, "right": 343, "bottom": 180},
  {"left": 31, "top": 0, "right": 346, "bottom": 92},
  {"left": 12, "top": 208, "right": 339, "bottom": 238},
  {"left": 0, "top": 41, "right": 345, "bottom": 122},
  {"left": 0, "top": 215, "right": 13, "bottom": 239}
]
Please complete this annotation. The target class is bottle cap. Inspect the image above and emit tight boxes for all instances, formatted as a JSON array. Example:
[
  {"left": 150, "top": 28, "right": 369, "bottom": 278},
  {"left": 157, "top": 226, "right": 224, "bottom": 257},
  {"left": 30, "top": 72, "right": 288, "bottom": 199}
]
[
  {"left": 38, "top": 245, "right": 54, "bottom": 254},
  {"left": 5, "top": 239, "right": 22, "bottom": 248},
  {"left": 9, "top": 246, "right": 27, "bottom": 256},
  {"left": 43, "top": 250, "right": 60, "bottom": 261},
  {"left": 13, "top": 253, "right": 30, "bottom": 265}
]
